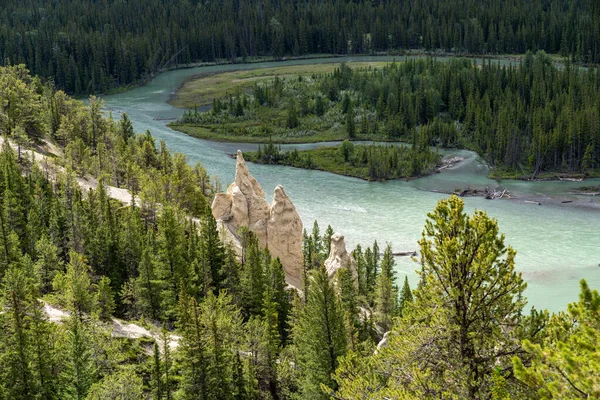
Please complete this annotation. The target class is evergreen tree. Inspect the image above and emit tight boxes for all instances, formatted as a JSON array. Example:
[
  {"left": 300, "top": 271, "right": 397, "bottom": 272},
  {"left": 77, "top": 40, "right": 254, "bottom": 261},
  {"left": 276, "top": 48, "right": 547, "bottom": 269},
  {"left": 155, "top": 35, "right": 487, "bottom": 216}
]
[
  {"left": 200, "top": 211, "right": 225, "bottom": 292},
  {"left": 119, "top": 113, "right": 135, "bottom": 143},
  {"left": 86, "top": 370, "right": 144, "bottom": 400},
  {"left": 398, "top": 276, "right": 413, "bottom": 316},
  {"left": 136, "top": 235, "right": 161, "bottom": 320},
  {"left": 264, "top": 257, "right": 291, "bottom": 344},
  {"left": 52, "top": 251, "right": 95, "bottom": 317},
  {"left": 322, "top": 225, "right": 334, "bottom": 258},
  {"left": 34, "top": 234, "right": 64, "bottom": 294},
  {"left": 295, "top": 266, "right": 348, "bottom": 398},
  {"left": 95, "top": 276, "right": 115, "bottom": 320},
  {"left": 241, "top": 232, "right": 265, "bottom": 317},
  {"left": 514, "top": 279, "right": 600, "bottom": 398},
  {"left": 335, "top": 196, "right": 529, "bottom": 399},
  {"left": 374, "top": 244, "right": 398, "bottom": 332},
  {"left": 0, "top": 265, "right": 35, "bottom": 399},
  {"left": 59, "top": 316, "right": 96, "bottom": 400},
  {"left": 151, "top": 343, "right": 163, "bottom": 400},
  {"left": 177, "top": 294, "right": 208, "bottom": 400},
  {"left": 155, "top": 206, "right": 188, "bottom": 320}
]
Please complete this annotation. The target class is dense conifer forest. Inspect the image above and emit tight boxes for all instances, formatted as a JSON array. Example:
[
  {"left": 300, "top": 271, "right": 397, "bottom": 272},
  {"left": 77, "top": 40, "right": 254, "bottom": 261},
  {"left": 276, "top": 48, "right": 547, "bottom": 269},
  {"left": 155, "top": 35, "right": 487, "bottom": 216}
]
[
  {"left": 0, "top": 63, "right": 599, "bottom": 400},
  {"left": 1, "top": 0, "right": 600, "bottom": 94},
  {"left": 1, "top": 0, "right": 600, "bottom": 396}
]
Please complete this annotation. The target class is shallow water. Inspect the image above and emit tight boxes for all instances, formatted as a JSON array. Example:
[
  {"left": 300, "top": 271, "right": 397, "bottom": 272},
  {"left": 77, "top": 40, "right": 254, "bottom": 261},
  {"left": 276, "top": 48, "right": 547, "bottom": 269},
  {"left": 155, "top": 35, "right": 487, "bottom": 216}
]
[{"left": 101, "top": 56, "right": 600, "bottom": 312}]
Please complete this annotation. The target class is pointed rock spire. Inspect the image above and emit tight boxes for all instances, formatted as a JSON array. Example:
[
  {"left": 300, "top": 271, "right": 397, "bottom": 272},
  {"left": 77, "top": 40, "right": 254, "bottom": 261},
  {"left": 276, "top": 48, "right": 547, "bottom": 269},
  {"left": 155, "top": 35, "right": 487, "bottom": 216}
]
[{"left": 212, "top": 151, "right": 304, "bottom": 287}]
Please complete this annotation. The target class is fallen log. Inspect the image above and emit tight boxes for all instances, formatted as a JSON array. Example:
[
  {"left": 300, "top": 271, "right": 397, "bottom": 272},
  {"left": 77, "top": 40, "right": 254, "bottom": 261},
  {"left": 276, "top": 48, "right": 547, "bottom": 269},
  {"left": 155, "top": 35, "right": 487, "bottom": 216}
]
[
  {"left": 524, "top": 200, "right": 541, "bottom": 205},
  {"left": 378, "top": 251, "right": 417, "bottom": 257}
]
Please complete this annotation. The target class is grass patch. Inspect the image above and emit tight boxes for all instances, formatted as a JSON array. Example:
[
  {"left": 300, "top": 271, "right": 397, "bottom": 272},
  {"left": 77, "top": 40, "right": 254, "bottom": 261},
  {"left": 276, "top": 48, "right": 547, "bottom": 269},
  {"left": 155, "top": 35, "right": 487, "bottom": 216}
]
[
  {"left": 169, "top": 123, "right": 373, "bottom": 144},
  {"left": 169, "top": 61, "right": 393, "bottom": 109}
]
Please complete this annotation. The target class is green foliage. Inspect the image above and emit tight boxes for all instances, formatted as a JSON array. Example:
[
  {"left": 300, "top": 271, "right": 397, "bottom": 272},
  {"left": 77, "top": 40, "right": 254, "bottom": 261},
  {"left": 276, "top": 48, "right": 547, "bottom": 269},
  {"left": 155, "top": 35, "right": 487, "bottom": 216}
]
[
  {"left": 374, "top": 244, "right": 398, "bottom": 332},
  {"left": 295, "top": 266, "right": 348, "bottom": 399},
  {"left": 2, "top": 0, "right": 599, "bottom": 95},
  {"left": 86, "top": 370, "right": 144, "bottom": 400},
  {"left": 335, "top": 196, "right": 528, "bottom": 399},
  {"left": 177, "top": 291, "right": 244, "bottom": 400},
  {"left": 247, "top": 142, "right": 441, "bottom": 181},
  {"left": 52, "top": 251, "right": 95, "bottom": 317},
  {"left": 189, "top": 56, "right": 600, "bottom": 177},
  {"left": 58, "top": 316, "right": 96, "bottom": 400},
  {"left": 339, "top": 140, "right": 354, "bottom": 162},
  {"left": 398, "top": 276, "right": 413, "bottom": 316},
  {"left": 513, "top": 279, "right": 600, "bottom": 399},
  {"left": 95, "top": 277, "right": 115, "bottom": 321}
]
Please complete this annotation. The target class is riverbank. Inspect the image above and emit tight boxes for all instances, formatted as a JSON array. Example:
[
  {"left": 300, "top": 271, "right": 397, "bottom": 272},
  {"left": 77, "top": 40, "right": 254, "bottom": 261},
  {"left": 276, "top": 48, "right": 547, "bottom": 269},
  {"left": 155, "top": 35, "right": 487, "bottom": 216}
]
[
  {"left": 169, "top": 123, "right": 390, "bottom": 144},
  {"left": 241, "top": 143, "right": 444, "bottom": 181},
  {"left": 489, "top": 169, "right": 600, "bottom": 182}
]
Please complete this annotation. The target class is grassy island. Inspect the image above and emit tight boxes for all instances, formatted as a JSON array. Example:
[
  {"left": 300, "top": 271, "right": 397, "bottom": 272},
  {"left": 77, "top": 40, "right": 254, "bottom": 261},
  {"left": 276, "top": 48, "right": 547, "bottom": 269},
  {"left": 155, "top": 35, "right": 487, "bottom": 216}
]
[{"left": 243, "top": 140, "right": 442, "bottom": 181}]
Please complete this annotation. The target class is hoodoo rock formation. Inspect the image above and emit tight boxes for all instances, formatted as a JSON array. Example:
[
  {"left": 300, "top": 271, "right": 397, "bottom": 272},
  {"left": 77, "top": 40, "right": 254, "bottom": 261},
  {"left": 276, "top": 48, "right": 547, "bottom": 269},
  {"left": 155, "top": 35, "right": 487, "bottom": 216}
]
[
  {"left": 324, "top": 233, "right": 358, "bottom": 281},
  {"left": 212, "top": 151, "right": 304, "bottom": 287}
]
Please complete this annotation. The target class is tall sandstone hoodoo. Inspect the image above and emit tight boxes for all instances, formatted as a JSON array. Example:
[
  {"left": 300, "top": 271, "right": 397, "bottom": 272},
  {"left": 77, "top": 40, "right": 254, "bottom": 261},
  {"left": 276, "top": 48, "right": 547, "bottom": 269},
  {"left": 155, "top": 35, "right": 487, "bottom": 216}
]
[
  {"left": 212, "top": 151, "right": 304, "bottom": 288},
  {"left": 324, "top": 233, "right": 358, "bottom": 281}
]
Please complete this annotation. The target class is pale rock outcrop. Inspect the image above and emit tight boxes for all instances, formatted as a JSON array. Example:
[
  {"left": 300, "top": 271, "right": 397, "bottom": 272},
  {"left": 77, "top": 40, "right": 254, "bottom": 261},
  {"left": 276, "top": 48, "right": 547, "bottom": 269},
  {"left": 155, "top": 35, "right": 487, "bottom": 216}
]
[
  {"left": 267, "top": 186, "right": 304, "bottom": 287},
  {"left": 212, "top": 150, "right": 303, "bottom": 287},
  {"left": 324, "top": 233, "right": 358, "bottom": 281}
]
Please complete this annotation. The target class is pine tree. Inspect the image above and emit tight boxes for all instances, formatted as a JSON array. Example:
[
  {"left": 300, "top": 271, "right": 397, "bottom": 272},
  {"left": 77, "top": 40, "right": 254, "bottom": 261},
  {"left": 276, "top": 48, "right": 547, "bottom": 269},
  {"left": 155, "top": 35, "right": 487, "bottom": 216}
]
[
  {"left": 200, "top": 211, "right": 225, "bottom": 292},
  {"left": 29, "top": 296, "right": 59, "bottom": 400},
  {"left": 221, "top": 245, "right": 243, "bottom": 308},
  {"left": 119, "top": 113, "right": 135, "bottom": 142},
  {"left": 241, "top": 232, "right": 265, "bottom": 317},
  {"left": 155, "top": 206, "right": 188, "bottom": 320},
  {"left": 151, "top": 343, "right": 163, "bottom": 400},
  {"left": 0, "top": 265, "right": 35, "bottom": 399},
  {"left": 374, "top": 244, "right": 398, "bottom": 332},
  {"left": 322, "top": 225, "right": 334, "bottom": 258},
  {"left": 202, "top": 292, "right": 243, "bottom": 400},
  {"left": 137, "top": 234, "right": 161, "bottom": 320},
  {"left": 34, "top": 234, "right": 63, "bottom": 294},
  {"left": 59, "top": 316, "right": 96, "bottom": 400},
  {"left": 177, "top": 295, "right": 208, "bottom": 400},
  {"left": 160, "top": 325, "right": 172, "bottom": 400},
  {"left": 295, "top": 266, "right": 347, "bottom": 399},
  {"left": 337, "top": 265, "right": 359, "bottom": 349},
  {"left": 513, "top": 279, "right": 600, "bottom": 398},
  {"left": 52, "top": 251, "right": 95, "bottom": 318},
  {"left": 398, "top": 276, "right": 413, "bottom": 317},
  {"left": 264, "top": 257, "right": 291, "bottom": 344},
  {"left": 335, "top": 196, "right": 528, "bottom": 399},
  {"left": 311, "top": 221, "right": 322, "bottom": 257},
  {"left": 95, "top": 276, "right": 115, "bottom": 320}
]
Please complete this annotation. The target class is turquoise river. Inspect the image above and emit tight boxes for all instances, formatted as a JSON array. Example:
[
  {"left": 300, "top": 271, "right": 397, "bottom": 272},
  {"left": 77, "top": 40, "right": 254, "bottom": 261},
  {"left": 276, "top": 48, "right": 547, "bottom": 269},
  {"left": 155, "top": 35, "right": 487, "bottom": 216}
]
[{"left": 100, "top": 56, "right": 600, "bottom": 312}]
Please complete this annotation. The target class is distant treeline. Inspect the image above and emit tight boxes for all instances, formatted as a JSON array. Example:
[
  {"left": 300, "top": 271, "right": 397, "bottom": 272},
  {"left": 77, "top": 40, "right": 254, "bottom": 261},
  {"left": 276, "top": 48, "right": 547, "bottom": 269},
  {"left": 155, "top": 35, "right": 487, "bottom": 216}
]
[{"left": 1, "top": 0, "right": 599, "bottom": 94}]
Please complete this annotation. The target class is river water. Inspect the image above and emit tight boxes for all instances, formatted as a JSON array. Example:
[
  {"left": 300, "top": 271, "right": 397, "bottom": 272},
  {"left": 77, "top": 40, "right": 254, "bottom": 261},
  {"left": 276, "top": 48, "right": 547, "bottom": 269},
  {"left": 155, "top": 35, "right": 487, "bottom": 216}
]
[{"left": 100, "top": 56, "right": 600, "bottom": 312}]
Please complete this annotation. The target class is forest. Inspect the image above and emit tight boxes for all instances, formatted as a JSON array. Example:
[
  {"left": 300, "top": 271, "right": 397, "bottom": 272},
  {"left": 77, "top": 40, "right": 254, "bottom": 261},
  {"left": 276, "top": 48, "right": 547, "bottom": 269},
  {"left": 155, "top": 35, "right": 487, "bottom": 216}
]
[
  {"left": 1, "top": 0, "right": 600, "bottom": 94},
  {"left": 0, "top": 63, "right": 599, "bottom": 399},
  {"left": 176, "top": 55, "right": 600, "bottom": 178}
]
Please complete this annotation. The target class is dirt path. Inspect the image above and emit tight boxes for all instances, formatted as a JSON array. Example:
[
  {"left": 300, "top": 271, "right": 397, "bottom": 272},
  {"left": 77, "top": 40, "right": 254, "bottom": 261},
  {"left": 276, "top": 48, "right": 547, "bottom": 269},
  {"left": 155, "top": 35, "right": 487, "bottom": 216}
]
[
  {"left": 43, "top": 301, "right": 181, "bottom": 350},
  {"left": 0, "top": 136, "right": 135, "bottom": 206}
]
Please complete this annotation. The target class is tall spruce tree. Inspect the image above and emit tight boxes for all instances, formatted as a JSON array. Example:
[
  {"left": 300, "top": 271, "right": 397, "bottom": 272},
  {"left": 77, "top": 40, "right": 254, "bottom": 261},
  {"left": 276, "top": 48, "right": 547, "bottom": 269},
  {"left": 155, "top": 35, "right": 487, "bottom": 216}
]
[
  {"left": 374, "top": 244, "right": 398, "bottom": 332},
  {"left": 294, "top": 266, "right": 347, "bottom": 399}
]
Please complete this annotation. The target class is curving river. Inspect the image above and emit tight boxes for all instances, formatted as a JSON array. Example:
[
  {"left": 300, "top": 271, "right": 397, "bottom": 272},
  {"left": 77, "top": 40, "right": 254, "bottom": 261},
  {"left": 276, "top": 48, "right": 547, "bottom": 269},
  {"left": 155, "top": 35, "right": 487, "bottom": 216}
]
[{"left": 100, "top": 56, "right": 600, "bottom": 312}]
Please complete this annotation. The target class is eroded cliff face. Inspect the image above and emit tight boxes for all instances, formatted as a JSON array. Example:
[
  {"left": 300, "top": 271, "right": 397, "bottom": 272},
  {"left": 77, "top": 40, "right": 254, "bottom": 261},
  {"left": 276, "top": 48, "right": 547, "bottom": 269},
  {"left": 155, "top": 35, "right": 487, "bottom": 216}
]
[
  {"left": 324, "top": 232, "right": 358, "bottom": 281},
  {"left": 212, "top": 151, "right": 304, "bottom": 287}
]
